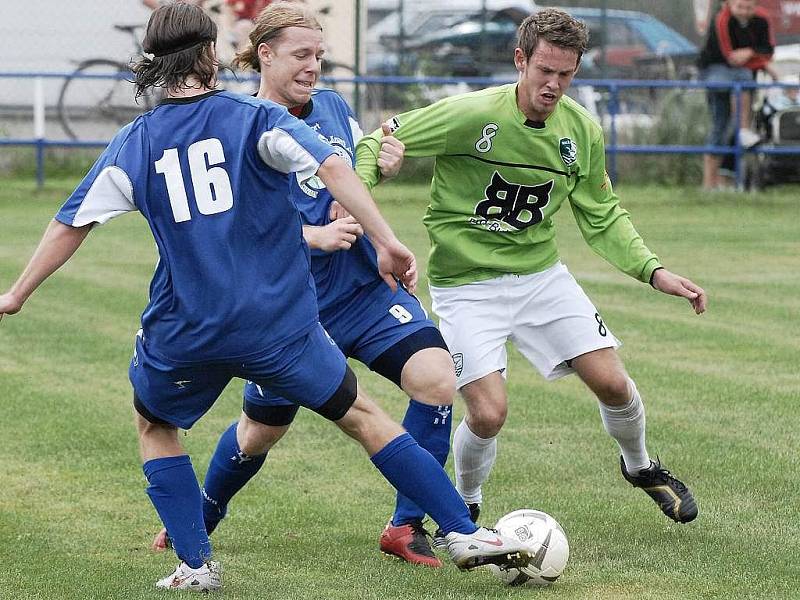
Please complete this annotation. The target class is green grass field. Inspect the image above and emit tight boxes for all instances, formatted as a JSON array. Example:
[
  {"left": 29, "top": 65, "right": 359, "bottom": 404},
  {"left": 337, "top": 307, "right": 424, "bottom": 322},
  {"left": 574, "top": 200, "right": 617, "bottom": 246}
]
[{"left": 1, "top": 177, "right": 798, "bottom": 599}]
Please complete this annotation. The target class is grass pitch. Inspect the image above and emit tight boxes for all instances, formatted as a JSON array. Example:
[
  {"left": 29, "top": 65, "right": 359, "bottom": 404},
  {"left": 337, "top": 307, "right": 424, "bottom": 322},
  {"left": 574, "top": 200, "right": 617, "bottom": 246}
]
[{"left": 1, "top": 176, "right": 798, "bottom": 599}]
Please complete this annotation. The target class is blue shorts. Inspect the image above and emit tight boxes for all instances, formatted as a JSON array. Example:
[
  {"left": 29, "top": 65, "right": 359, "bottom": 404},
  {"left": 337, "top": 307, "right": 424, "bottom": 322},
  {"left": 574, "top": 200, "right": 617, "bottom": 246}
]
[
  {"left": 242, "top": 281, "right": 439, "bottom": 419},
  {"left": 129, "top": 323, "right": 348, "bottom": 429}
]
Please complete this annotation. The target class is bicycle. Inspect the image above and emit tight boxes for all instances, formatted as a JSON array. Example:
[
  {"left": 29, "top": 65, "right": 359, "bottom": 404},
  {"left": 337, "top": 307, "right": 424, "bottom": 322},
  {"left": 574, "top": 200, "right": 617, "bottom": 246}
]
[{"left": 57, "top": 24, "right": 156, "bottom": 141}]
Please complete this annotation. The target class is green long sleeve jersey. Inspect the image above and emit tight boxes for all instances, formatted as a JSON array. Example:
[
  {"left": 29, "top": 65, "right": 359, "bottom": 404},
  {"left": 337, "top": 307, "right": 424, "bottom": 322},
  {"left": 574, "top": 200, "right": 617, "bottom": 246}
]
[{"left": 355, "top": 83, "right": 661, "bottom": 287}]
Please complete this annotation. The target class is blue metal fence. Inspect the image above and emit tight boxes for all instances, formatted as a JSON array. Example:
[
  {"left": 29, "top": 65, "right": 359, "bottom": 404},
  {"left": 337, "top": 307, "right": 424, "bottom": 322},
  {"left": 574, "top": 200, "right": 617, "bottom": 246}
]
[{"left": 2, "top": 71, "right": 799, "bottom": 188}]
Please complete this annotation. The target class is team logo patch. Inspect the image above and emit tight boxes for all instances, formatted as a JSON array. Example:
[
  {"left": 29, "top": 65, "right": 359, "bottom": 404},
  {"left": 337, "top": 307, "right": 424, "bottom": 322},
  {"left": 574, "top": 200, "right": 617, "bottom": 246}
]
[
  {"left": 385, "top": 116, "right": 402, "bottom": 133},
  {"left": 470, "top": 171, "right": 552, "bottom": 232},
  {"left": 559, "top": 137, "right": 577, "bottom": 166},
  {"left": 298, "top": 135, "right": 352, "bottom": 198},
  {"left": 434, "top": 405, "right": 452, "bottom": 426},
  {"left": 452, "top": 353, "right": 464, "bottom": 377}
]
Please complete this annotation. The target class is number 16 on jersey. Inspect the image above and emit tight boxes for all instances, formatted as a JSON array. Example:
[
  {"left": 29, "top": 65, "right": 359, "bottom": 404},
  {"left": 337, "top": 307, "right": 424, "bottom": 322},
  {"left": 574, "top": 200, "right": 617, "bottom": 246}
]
[{"left": 155, "top": 138, "right": 234, "bottom": 223}]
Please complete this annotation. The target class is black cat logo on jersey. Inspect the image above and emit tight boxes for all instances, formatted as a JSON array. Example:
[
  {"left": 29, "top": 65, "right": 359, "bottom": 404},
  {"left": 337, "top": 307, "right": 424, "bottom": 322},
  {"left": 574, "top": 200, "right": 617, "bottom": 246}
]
[{"left": 471, "top": 171, "right": 553, "bottom": 232}]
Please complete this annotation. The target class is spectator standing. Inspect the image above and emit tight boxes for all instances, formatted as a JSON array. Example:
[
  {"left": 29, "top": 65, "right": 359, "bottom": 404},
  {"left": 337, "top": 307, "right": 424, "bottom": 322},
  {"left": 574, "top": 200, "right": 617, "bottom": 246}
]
[{"left": 698, "top": 0, "right": 775, "bottom": 190}]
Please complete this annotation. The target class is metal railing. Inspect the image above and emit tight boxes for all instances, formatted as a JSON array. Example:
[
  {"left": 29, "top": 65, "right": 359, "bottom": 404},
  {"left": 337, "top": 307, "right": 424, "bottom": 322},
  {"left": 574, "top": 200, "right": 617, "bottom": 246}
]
[{"left": 2, "top": 71, "right": 799, "bottom": 188}]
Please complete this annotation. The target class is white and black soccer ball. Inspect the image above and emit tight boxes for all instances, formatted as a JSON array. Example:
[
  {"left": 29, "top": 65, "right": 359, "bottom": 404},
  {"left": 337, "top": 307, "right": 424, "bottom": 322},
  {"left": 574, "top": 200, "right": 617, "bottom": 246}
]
[{"left": 487, "top": 509, "right": 569, "bottom": 586}]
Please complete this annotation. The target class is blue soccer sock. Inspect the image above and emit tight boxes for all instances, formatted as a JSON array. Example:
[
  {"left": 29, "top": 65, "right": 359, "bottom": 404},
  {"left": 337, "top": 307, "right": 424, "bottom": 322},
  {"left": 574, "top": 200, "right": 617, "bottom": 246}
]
[
  {"left": 371, "top": 433, "right": 475, "bottom": 536},
  {"left": 202, "top": 421, "right": 268, "bottom": 534},
  {"left": 143, "top": 455, "right": 211, "bottom": 569},
  {"left": 392, "top": 399, "right": 452, "bottom": 526}
]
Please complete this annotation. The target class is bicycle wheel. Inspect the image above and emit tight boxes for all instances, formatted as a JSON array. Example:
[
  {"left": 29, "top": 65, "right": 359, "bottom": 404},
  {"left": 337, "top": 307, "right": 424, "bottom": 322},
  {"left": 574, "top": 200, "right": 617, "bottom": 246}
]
[{"left": 57, "top": 59, "right": 151, "bottom": 141}]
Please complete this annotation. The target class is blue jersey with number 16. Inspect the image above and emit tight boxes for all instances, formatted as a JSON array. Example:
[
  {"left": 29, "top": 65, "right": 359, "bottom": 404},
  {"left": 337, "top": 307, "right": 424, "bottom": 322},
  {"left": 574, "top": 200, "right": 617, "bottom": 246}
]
[{"left": 55, "top": 90, "right": 336, "bottom": 363}]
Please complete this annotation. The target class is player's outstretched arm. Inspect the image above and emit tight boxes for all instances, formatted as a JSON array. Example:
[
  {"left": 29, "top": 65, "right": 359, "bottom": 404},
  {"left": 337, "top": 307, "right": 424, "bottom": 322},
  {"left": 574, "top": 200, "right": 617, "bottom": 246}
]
[
  {"left": 651, "top": 268, "right": 707, "bottom": 315},
  {"left": 316, "top": 155, "right": 417, "bottom": 293},
  {"left": 0, "top": 220, "right": 92, "bottom": 322}
]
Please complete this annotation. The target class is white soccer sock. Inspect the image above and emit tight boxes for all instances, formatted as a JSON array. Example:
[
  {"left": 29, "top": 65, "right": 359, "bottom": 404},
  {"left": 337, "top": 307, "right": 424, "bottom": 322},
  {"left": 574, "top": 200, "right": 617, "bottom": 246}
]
[
  {"left": 598, "top": 378, "right": 651, "bottom": 473},
  {"left": 453, "top": 418, "right": 497, "bottom": 505}
]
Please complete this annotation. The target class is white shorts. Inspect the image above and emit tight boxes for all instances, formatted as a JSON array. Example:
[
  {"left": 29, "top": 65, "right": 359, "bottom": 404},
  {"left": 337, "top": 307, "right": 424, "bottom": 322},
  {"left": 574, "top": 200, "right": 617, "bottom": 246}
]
[{"left": 430, "top": 262, "right": 620, "bottom": 388}]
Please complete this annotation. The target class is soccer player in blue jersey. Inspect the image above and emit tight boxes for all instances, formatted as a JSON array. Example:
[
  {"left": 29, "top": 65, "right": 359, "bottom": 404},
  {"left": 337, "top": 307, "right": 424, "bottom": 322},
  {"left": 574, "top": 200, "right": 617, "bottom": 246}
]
[
  {"left": 0, "top": 2, "right": 534, "bottom": 593},
  {"left": 150, "top": 1, "right": 457, "bottom": 568}
]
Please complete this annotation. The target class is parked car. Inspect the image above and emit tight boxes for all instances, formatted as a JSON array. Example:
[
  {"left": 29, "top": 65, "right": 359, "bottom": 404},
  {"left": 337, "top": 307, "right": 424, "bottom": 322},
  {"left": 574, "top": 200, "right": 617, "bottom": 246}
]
[
  {"left": 368, "top": 4, "right": 698, "bottom": 80},
  {"left": 366, "top": 1, "right": 535, "bottom": 76}
]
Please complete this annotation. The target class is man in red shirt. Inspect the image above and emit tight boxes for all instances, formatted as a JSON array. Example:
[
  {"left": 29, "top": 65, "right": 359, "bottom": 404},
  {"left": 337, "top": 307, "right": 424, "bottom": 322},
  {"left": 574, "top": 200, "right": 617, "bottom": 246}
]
[
  {"left": 697, "top": 0, "right": 775, "bottom": 189},
  {"left": 228, "top": 0, "right": 272, "bottom": 21}
]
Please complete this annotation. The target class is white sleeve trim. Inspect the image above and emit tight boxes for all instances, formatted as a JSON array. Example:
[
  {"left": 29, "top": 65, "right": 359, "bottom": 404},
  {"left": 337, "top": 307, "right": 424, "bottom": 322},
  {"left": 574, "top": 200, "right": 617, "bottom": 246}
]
[
  {"left": 72, "top": 166, "right": 137, "bottom": 226},
  {"left": 257, "top": 128, "right": 323, "bottom": 182},
  {"left": 349, "top": 117, "right": 363, "bottom": 144}
]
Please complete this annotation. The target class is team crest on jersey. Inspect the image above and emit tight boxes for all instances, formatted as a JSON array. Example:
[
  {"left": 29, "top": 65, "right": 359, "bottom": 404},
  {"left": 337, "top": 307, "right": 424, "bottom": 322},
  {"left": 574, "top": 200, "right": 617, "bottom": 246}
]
[
  {"left": 385, "top": 116, "right": 402, "bottom": 133},
  {"left": 298, "top": 135, "right": 353, "bottom": 198},
  {"left": 559, "top": 137, "right": 578, "bottom": 166},
  {"left": 469, "top": 171, "right": 553, "bottom": 233}
]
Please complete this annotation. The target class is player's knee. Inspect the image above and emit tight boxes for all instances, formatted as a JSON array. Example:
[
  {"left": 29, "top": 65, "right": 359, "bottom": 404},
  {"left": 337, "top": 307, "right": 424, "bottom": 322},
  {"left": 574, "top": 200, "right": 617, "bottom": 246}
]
[
  {"left": 594, "top": 373, "right": 631, "bottom": 406},
  {"left": 336, "top": 393, "right": 381, "bottom": 436},
  {"left": 407, "top": 368, "right": 456, "bottom": 407},
  {"left": 468, "top": 403, "right": 507, "bottom": 437},
  {"left": 400, "top": 344, "right": 457, "bottom": 406},
  {"left": 336, "top": 393, "right": 405, "bottom": 451},
  {"left": 238, "top": 415, "right": 287, "bottom": 455}
]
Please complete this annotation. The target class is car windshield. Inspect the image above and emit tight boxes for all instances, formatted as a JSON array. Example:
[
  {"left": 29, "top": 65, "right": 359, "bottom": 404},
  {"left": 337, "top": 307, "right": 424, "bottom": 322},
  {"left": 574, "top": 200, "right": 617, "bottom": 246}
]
[{"left": 629, "top": 16, "right": 696, "bottom": 54}]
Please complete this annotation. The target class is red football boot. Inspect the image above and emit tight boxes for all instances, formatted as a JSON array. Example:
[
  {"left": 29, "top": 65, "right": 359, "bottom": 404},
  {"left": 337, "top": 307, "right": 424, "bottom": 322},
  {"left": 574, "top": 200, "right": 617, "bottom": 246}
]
[{"left": 379, "top": 521, "right": 442, "bottom": 568}]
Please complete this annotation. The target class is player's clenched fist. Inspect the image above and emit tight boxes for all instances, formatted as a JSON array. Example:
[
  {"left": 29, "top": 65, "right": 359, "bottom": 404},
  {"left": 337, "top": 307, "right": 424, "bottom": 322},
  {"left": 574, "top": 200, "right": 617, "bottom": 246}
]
[
  {"left": 0, "top": 291, "right": 24, "bottom": 322},
  {"left": 378, "top": 122, "right": 405, "bottom": 179}
]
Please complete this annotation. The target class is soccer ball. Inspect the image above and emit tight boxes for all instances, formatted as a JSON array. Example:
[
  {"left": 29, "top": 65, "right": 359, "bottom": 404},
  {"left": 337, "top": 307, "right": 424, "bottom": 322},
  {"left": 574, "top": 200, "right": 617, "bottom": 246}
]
[{"left": 487, "top": 509, "right": 569, "bottom": 586}]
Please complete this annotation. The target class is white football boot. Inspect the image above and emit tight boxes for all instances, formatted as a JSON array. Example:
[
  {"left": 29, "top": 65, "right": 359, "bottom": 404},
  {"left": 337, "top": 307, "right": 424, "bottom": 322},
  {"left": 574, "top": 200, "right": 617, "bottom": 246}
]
[
  {"left": 155, "top": 560, "right": 222, "bottom": 592},
  {"left": 445, "top": 526, "right": 533, "bottom": 571}
]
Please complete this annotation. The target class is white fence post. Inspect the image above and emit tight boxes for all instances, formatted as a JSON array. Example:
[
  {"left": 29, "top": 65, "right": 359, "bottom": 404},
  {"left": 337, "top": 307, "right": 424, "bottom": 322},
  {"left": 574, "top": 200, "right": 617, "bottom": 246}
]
[{"left": 34, "top": 76, "right": 46, "bottom": 188}]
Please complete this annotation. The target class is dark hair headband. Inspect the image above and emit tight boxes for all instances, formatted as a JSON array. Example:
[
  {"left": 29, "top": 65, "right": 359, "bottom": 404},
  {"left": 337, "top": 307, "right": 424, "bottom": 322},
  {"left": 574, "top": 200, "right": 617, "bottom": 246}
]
[{"left": 151, "top": 37, "right": 214, "bottom": 58}]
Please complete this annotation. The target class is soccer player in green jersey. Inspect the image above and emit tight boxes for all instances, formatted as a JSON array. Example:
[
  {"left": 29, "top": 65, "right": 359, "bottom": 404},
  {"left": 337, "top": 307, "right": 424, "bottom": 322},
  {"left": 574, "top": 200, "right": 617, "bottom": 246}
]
[{"left": 356, "top": 8, "right": 707, "bottom": 527}]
